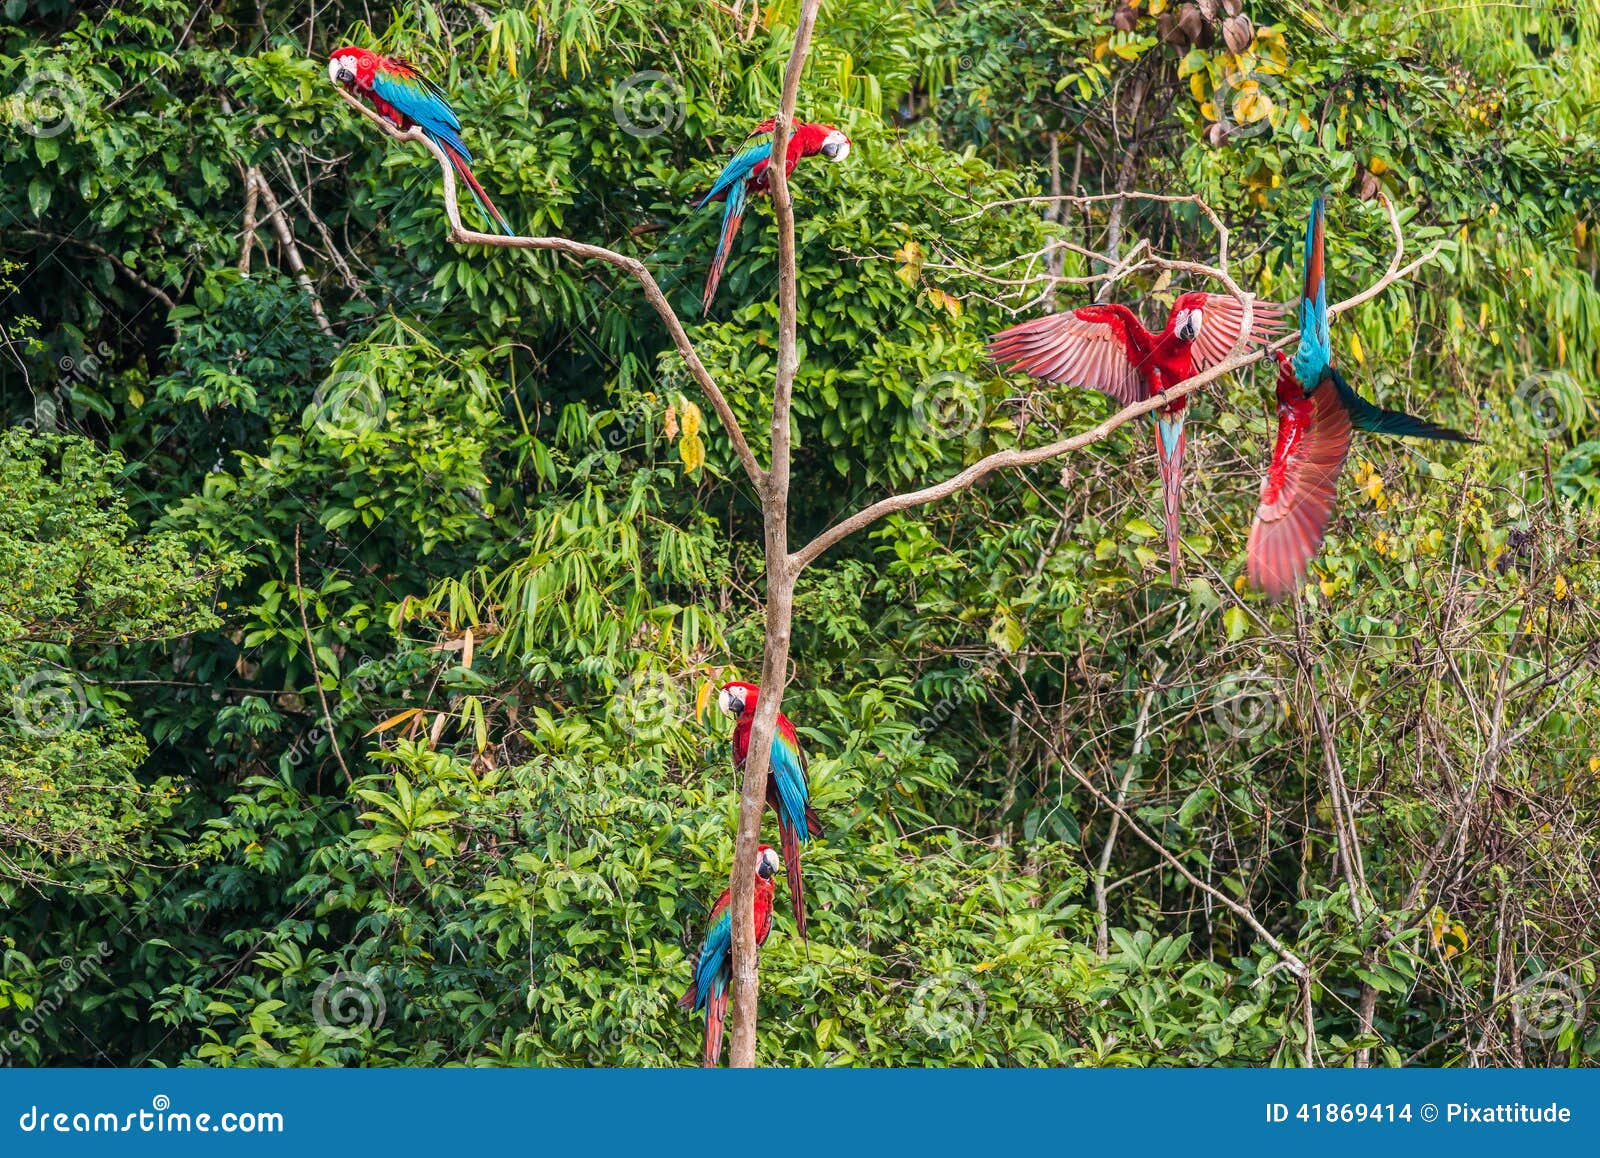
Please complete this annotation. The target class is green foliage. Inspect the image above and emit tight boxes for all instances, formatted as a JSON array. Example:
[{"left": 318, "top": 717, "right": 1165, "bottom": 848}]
[{"left": 0, "top": 430, "right": 233, "bottom": 877}]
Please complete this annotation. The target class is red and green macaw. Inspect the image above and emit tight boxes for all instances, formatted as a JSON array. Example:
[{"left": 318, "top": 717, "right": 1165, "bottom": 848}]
[
  {"left": 327, "top": 46, "right": 514, "bottom": 237},
  {"left": 677, "top": 844, "right": 779, "bottom": 1068},
  {"left": 717, "top": 680, "right": 823, "bottom": 940},
  {"left": 1246, "top": 198, "right": 1475, "bottom": 599},
  {"left": 692, "top": 119, "right": 852, "bottom": 313},
  {"left": 989, "top": 291, "right": 1287, "bottom": 582}
]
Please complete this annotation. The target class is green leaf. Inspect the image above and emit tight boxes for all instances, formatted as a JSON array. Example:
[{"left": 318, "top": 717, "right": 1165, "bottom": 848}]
[{"left": 1224, "top": 606, "right": 1249, "bottom": 642}]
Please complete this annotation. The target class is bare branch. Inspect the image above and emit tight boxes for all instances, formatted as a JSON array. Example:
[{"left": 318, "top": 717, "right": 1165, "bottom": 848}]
[
  {"left": 952, "top": 190, "right": 1231, "bottom": 272},
  {"left": 20, "top": 229, "right": 177, "bottom": 312},
  {"left": 249, "top": 167, "right": 334, "bottom": 337},
  {"left": 332, "top": 87, "right": 767, "bottom": 493}
]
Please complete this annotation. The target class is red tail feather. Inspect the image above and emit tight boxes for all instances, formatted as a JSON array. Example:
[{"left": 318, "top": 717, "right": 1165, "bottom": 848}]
[
  {"left": 702, "top": 206, "right": 746, "bottom": 314},
  {"left": 444, "top": 145, "right": 512, "bottom": 236},
  {"left": 702, "top": 990, "right": 727, "bottom": 1068},
  {"left": 780, "top": 816, "right": 807, "bottom": 940}
]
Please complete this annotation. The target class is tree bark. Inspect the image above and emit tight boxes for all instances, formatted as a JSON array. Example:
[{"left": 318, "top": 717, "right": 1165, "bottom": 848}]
[{"left": 725, "top": 0, "right": 824, "bottom": 1070}]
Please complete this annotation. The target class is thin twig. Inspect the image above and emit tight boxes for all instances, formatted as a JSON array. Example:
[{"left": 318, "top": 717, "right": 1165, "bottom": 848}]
[{"left": 294, "top": 523, "right": 353, "bottom": 786}]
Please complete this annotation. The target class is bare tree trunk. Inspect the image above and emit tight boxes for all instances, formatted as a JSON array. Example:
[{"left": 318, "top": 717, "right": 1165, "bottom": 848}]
[{"left": 725, "top": 0, "right": 823, "bottom": 1070}]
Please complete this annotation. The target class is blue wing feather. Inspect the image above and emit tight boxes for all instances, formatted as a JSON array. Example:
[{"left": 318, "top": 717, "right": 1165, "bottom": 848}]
[
  {"left": 770, "top": 732, "right": 812, "bottom": 845},
  {"left": 697, "top": 140, "right": 773, "bottom": 208},
  {"left": 372, "top": 70, "right": 471, "bottom": 161},
  {"left": 689, "top": 908, "right": 731, "bottom": 1012}
]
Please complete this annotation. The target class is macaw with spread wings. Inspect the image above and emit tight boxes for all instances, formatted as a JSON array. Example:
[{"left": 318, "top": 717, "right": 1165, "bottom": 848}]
[{"left": 989, "top": 292, "right": 1288, "bottom": 581}]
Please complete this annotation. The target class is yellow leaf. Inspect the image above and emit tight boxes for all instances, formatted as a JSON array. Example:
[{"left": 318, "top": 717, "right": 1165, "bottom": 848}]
[
  {"left": 1555, "top": 574, "right": 1569, "bottom": 600},
  {"left": 695, "top": 680, "right": 715, "bottom": 723},
  {"left": 1125, "top": 517, "right": 1159, "bottom": 540},
  {"left": 367, "top": 707, "right": 423, "bottom": 737},
  {"left": 462, "top": 627, "right": 474, "bottom": 671},
  {"left": 1235, "top": 91, "right": 1272, "bottom": 125},
  {"left": 1349, "top": 332, "right": 1365, "bottom": 365},
  {"left": 679, "top": 431, "right": 706, "bottom": 475},
  {"left": 894, "top": 239, "right": 924, "bottom": 287},
  {"left": 680, "top": 400, "right": 702, "bottom": 440}
]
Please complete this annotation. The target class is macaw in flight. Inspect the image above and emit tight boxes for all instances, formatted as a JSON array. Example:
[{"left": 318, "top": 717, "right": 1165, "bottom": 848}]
[
  {"left": 678, "top": 844, "right": 780, "bottom": 1068},
  {"left": 692, "top": 119, "right": 852, "bottom": 313},
  {"left": 714, "top": 680, "right": 824, "bottom": 940},
  {"left": 327, "top": 45, "right": 514, "bottom": 237},
  {"left": 988, "top": 291, "right": 1288, "bottom": 582},
  {"left": 1246, "top": 197, "right": 1475, "bottom": 599}
]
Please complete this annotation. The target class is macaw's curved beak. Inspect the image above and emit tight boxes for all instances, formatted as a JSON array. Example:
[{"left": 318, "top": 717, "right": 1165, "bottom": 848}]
[{"left": 821, "top": 139, "right": 850, "bottom": 161}]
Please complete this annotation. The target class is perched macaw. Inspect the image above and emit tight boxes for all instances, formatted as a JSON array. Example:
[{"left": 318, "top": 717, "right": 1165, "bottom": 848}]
[
  {"left": 327, "top": 46, "right": 514, "bottom": 237},
  {"left": 1246, "top": 198, "right": 1475, "bottom": 599},
  {"left": 677, "top": 844, "right": 780, "bottom": 1068},
  {"left": 692, "top": 119, "right": 852, "bottom": 313},
  {"left": 988, "top": 291, "right": 1288, "bottom": 582},
  {"left": 717, "top": 680, "right": 823, "bottom": 940}
]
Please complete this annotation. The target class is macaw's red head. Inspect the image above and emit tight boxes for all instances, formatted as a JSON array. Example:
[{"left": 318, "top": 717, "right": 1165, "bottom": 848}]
[
  {"left": 752, "top": 119, "right": 853, "bottom": 162},
  {"left": 717, "top": 680, "right": 759, "bottom": 719},
  {"left": 756, "top": 845, "right": 781, "bottom": 881},
  {"left": 327, "top": 46, "right": 378, "bottom": 89},
  {"left": 802, "top": 122, "right": 852, "bottom": 162},
  {"left": 1171, "top": 290, "right": 1210, "bottom": 345}
]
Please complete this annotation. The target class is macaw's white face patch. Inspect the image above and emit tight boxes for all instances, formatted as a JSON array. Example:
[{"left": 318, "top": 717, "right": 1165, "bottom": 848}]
[
  {"left": 328, "top": 55, "right": 360, "bottom": 85},
  {"left": 820, "top": 129, "right": 851, "bottom": 162},
  {"left": 1175, "top": 307, "right": 1203, "bottom": 343},
  {"left": 718, "top": 686, "right": 746, "bottom": 717},
  {"left": 757, "top": 847, "right": 781, "bottom": 879}
]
